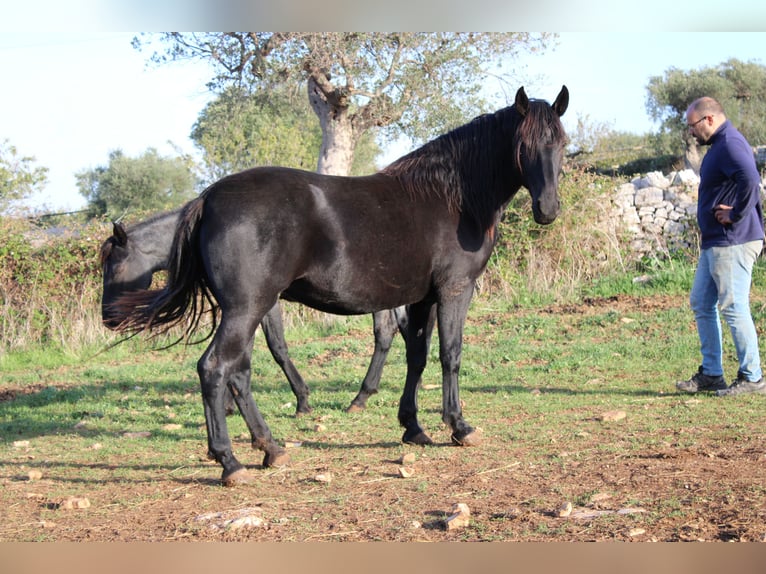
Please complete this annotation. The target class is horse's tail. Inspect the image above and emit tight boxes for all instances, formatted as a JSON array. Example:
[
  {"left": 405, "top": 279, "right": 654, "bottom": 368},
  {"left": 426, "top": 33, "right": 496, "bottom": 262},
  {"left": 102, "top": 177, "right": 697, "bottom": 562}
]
[{"left": 112, "top": 196, "right": 216, "bottom": 341}]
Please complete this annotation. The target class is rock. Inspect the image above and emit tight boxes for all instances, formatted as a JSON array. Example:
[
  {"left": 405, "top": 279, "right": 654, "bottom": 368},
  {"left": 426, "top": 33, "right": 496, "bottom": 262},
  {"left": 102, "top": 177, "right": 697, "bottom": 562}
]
[
  {"left": 557, "top": 501, "right": 573, "bottom": 517},
  {"left": 122, "top": 431, "right": 151, "bottom": 438},
  {"left": 226, "top": 515, "right": 266, "bottom": 530},
  {"left": 27, "top": 470, "right": 43, "bottom": 481},
  {"left": 445, "top": 503, "right": 471, "bottom": 530},
  {"left": 400, "top": 453, "right": 416, "bottom": 464},
  {"left": 628, "top": 528, "right": 646, "bottom": 538},
  {"left": 314, "top": 473, "right": 332, "bottom": 483},
  {"left": 314, "top": 423, "right": 327, "bottom": 432},
  {"left": 590, "top": 492, "right": 612, "bottom": 503},
  {"left": 284, "top": 440, "right": 303, "bottom": 449},
  {"left": 58, "top": 496, "right": 91, "bottom": 510},
  {"left": 196, "top": 507, "right": 267, "bottom": 530},
  {"left": 422, "top": 384, "right": 439, "bottom": 390},
  {"left": 600, "top": 410, "right": 627, "bottom": 422},
  {"left": 162, "top": 424, "right": 182, "bottom": 431},
  {"left": 398, "top": 466, "right": 414, "bottom": 478},
  {"left": 13, "top": 440, "right": 30, "bottom": 449}
]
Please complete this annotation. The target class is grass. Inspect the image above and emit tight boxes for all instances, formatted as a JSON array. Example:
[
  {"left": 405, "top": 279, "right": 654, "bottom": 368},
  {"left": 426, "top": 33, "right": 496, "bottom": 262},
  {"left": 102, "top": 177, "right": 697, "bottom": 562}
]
[{"left": 2, "top": 259, "right": 766, "bottom": 541}]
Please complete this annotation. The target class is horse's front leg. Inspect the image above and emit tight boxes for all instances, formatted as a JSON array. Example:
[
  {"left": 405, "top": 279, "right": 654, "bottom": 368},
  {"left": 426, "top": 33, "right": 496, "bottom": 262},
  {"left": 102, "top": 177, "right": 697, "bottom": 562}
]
[
  {"left": 398, "top": 301, "right": 435, "bottom": 445},
  {"left": 260, "top": 301, "right": 312, "bottom": 415},
  {"left": 438, "top": 288, "right": 481, "bottom": 446},
  {"left": 198, "top": 315, "right": 288, "bottom": 487}
]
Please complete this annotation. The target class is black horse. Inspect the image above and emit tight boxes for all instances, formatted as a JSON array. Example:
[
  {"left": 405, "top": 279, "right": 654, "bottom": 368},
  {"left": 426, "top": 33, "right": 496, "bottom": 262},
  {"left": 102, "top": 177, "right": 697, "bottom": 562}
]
[
  {"left": 100, "top": 211, "right": 432, "bottom": 414},
  {"left": 113, "top": 86, "right": 569, "bottom": 486}
]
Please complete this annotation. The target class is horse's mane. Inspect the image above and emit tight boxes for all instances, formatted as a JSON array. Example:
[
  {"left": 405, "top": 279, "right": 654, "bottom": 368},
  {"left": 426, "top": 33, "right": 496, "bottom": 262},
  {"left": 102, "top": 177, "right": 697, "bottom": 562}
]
[{"left": 381, "top": 100, "right": 566, "bottom": 231}]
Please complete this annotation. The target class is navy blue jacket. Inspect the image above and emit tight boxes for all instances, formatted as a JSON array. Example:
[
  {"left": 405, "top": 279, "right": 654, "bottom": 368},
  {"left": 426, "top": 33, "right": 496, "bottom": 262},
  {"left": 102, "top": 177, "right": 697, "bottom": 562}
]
[{"left": 697, "top": 120, "right": 764, "bottom": 249}]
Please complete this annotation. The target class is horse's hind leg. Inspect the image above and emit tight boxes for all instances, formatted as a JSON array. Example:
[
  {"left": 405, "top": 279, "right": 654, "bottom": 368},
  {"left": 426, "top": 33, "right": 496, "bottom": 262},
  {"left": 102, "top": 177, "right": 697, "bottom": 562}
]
[
  {"left": 260, "top": 301, "right": 312, "bottom": 415},
  {"left": 198, "top": 313, "right": 288, "bottom": 487},
  {"left": 347, "top": 309, "right": 400, "bottom": 412},
  {"left": 398, "top": 301, "right": 435, "bottom": 445}
]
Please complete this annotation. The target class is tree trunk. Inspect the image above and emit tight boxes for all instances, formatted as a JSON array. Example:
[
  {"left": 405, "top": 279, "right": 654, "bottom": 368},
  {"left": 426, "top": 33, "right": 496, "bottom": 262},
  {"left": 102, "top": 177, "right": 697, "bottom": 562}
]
[
  {"left": 684, "top": 133, "right": 702, "bottom": 174},
  {"left": 307, "top": 76, "right": 356, "bottom": 176}
]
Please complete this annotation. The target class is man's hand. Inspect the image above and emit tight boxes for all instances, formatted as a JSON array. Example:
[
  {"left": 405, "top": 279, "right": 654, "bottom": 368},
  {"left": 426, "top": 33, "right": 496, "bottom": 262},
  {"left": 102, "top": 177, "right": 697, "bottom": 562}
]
[{"left": 714, "top": 204, "right": 733, "bottom": 225}]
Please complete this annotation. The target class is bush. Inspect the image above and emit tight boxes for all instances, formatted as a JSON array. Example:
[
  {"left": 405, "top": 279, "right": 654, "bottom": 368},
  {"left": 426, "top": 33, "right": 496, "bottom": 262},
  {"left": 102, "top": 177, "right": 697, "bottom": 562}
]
[{"left": 0, "top": 216, "right": 110, "bottom": 354}]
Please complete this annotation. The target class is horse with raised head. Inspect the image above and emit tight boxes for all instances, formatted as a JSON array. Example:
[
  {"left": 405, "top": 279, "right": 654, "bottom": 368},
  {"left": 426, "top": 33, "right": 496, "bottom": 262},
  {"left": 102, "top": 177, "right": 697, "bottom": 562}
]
[
  {"left": 100, "top": 213, "right": 428, "bottom": 415},
  {"left": 113, "top": 86, "right": 569, "bottom": 486}
]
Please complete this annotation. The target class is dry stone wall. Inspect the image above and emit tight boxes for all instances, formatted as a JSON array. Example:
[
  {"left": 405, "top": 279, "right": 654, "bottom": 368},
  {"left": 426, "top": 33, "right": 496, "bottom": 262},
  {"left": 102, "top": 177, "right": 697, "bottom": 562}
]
[
  {"left": 611, "top": 168, "right": 766, "bottom": 259},
  {"left": 611, "top": 169, "right": 701, "bottom": 258}
]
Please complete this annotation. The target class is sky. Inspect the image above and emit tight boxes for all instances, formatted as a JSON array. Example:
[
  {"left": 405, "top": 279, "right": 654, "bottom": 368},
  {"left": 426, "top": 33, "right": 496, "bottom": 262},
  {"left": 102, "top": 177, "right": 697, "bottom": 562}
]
[{"left": 1, "top": 31, "right": 764, "bottom": 212}]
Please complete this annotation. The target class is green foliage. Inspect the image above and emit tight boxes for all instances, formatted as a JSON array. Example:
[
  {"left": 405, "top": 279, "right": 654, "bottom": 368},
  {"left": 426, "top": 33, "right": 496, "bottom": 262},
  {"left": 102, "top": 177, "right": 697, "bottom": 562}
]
[
  {"left": 647, "top": 58, "right": 766, "bottom": 154},
  {"left": 76, "top": 148, "right": 197, "bottom": 218},
  {"left": 0, "top": 215, "right": 110, "bottom": 353},
  {"left": 191, "top": 86, "right": 323, "bottom": 181},
  {"left": 139, "top": 33, "right": 555, "bottom": 175},
  {"left": 0, "top": 139, "right": 49, "bottom": 212}
]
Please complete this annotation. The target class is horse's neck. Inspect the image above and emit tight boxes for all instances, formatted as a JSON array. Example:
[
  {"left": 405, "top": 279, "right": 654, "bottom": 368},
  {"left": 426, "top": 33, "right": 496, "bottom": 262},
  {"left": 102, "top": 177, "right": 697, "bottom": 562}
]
[{"left": 131, "top": 211, "right": 180, "bottom": 270}]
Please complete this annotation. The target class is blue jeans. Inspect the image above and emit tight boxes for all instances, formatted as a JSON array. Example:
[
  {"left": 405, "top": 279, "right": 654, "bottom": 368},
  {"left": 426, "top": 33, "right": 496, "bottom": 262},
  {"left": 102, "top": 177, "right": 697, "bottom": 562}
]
[{"left": 690, "top": 240, "right": 763, "bottom": 382}]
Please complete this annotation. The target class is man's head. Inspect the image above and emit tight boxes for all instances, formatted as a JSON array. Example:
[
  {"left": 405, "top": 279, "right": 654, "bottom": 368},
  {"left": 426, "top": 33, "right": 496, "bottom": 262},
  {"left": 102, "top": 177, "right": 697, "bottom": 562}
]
[{"left": 686, "top": 97, "right": 727, "bottom": 145}]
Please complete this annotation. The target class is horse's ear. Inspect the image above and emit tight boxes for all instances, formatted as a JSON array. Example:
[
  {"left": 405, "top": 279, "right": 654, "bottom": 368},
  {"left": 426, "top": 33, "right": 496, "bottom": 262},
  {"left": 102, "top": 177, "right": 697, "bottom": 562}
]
[
  {"left": 515, "top": 87, "right": 529, "bottom": 117},
  {"left": 113, "top": 222, "right": 128, "bottom": 247},
  {"left": 552, "top": 85, "right": 569, "bottom": 117}
]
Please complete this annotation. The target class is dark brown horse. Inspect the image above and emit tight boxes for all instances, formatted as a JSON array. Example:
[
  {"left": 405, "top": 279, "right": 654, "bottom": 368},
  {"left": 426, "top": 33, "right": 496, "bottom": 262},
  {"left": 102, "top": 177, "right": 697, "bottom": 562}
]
[
  {"left": 113, "top": 86, "right": 569, "bottom": 486},
  {"left": 100, "top": 211, "right": 431, "bottom": 415}
]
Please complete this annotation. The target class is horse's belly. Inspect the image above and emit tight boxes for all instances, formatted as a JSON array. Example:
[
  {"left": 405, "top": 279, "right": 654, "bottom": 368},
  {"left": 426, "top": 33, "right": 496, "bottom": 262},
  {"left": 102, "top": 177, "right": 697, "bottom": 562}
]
[{"left": 282, "top": 266, "right": 430, "bottom": 315}]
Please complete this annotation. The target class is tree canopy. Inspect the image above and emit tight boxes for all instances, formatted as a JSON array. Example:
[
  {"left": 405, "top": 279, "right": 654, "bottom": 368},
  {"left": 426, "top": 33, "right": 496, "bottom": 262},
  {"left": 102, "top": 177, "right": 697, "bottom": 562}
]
[
  {"left": 136, "top": 32, "right": 553, "bottom": 176},
  {"left": 76, "top": 148, "right": 197, "bottom": 218},
  {"left": 646, "top": 58, "right": 766, "bottom": 167},
  {"left": 0, "top": 139, "right": 48, "bottom": 213}
]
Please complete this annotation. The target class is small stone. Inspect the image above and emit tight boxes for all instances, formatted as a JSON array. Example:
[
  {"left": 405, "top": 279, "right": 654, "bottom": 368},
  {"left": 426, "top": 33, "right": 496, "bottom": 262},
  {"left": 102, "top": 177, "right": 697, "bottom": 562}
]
[
  {"left": 90, "top": 443, "right": 103, "bottom": 450},
  {"left": 73, "top": 420, "right": 89, "bottom": 429},
  {"left": 122, "top": 431, "right": 151, "bottom": 438},
  {"left": 13, "top": 440, "right": 30, "bottom": 449},
  {"left": 225, "top": 515, "right": 266, "bottom": 530},
  {"left": 58, "top": 496, "right": 91, "bottom": 510},
  {"left": 422, "top": 384, "right": 439, "bottom": 390},
  {"left": 162, "top": 424, "right": 182, "bottom": 431},
  {"left": 590, "top": 492, "right": 612, "bottom": 503},
  {"left": 314, "top": 473, "right": 332, "bottom": 483},
  {"left": 284, "top": 441, "right": 302, "bottom": 449},
  {"left": 600, "top": 410, "right": 627, "bottom": 422},
  {"left": 398, "top": 466, "right": 414, "bottom": 478},
  {"left": 628, "top": 528, "right": 646, "bottom": 537},
  {"left": 39, "top": 520, "right": 57, "bottom": 529},
  {"left": 27, "top": 470, "right": 43, "bottom": 481},
  {"left": 444, "top": 503, "right": 471, "bottom": 530},
  {"left": 557, "top": 501, "right": 573, "bottom": 517},
  {"left": 314, "top": 423, "right": 327, "bottom": 432},
  {"left": 400, "top": 453, "right": 416, "bottom": 464}
]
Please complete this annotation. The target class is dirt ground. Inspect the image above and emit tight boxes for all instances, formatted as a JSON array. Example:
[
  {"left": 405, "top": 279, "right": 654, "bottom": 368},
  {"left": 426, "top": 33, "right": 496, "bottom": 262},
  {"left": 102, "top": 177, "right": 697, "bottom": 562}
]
[{"left": 2, "top": 294, "right": 765, "bottom": 542}]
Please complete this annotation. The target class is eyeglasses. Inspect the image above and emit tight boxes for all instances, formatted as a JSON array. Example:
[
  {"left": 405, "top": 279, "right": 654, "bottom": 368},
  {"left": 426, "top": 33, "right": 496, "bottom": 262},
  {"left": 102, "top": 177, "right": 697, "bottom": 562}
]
[{"left": 687, "top": 115, "right": 709, "bottom": 129}]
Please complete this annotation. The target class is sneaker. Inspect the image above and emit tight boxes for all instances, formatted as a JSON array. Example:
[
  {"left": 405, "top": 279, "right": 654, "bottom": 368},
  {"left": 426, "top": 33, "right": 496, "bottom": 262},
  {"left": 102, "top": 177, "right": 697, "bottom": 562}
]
[
  {"left": 715, "top": 376, "right": 766, "bottom": 397},
  {"left": 675, "top": 368, "right": 727, "bottom": 393}
]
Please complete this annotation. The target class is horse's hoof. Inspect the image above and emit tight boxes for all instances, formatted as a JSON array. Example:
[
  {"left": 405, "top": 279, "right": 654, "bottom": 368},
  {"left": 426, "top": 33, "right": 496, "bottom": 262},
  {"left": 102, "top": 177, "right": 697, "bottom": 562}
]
[
  {"left": 222, "top": 468, "right": 253, "bottom": 487},
  {"left": 345, "top": 403, "right": 365, "bottom": 414},
  {"left": 452, "top": 430, "right": 482, "bottom": 447},
  {"left": 263, "top": 449, "right": 290, "bottom": 468},
  {"left": 402, "top": 431, "right": 433, "bottom": 446},
  {"left": 295, "top": 407, "right": 313, "bottom": 417}
]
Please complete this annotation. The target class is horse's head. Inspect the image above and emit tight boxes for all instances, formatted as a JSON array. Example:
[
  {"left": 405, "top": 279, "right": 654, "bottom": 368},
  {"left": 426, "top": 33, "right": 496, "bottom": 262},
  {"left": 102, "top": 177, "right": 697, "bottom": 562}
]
[
  {"left": 513, "top": 85, "right": 569, "bottom": 225},
  {"left": 100, "top": 222, "right": 154, "bottom": 329}
]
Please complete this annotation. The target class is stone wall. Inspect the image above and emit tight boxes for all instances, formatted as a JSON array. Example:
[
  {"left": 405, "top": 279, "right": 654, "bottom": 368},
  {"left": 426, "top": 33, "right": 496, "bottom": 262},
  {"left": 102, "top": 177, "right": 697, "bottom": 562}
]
[
  {"left": 611, "top": 169, "right": 700, "bottom": 258},
  {"left": 612, "top": 168, "right": 766, "bottom": 259}
]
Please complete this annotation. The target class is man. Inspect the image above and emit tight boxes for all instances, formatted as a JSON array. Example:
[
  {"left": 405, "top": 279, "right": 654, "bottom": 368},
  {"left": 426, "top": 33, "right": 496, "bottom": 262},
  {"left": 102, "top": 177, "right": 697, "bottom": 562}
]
[{"left": 676, "top": 96, "right": 765, "bottom": 397}]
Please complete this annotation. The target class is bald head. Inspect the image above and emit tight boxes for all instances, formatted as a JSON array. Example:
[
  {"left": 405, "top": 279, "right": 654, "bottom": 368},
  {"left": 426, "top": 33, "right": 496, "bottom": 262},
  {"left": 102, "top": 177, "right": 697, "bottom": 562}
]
[{"left": 686, "top": 97, "right": 727, "bottom": 145}]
